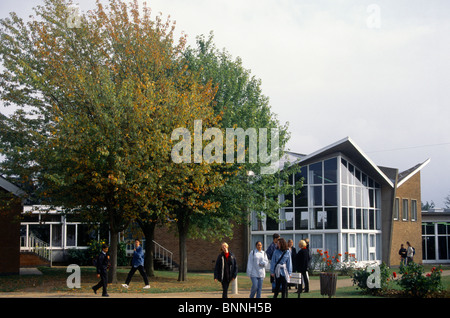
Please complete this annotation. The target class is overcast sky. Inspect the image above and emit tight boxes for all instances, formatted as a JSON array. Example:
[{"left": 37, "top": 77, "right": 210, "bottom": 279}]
[{"left": 1, "top": 0, "right": 449, "bottom": 206}]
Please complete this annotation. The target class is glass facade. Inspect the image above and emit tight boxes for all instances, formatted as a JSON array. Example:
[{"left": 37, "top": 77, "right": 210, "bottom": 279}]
[
  {"left": 422, "top": 222, "right": 450, "bottom": 262},
  {"left": 251, "top": 155, "right": 382, "bottom": 264}
]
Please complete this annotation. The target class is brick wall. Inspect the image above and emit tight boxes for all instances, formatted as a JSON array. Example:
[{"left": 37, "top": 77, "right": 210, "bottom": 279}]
[
  {"left": 390, "top": 172, "right": 422, "bottom": 266},
  {"left": 0, "top": 189, "right": 21, "bottom": 275},
  {"left": 154, "top": 223, "right": 246, "bottom": 272}
]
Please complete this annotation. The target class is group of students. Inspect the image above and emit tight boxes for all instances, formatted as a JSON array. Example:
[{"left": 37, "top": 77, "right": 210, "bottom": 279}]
[
  {"left": 246, "top": 233, "right": 311, "bottom": 298},
  {"left": 91, "top": 236, "right": 310, "bottom": 298},
  {"left": 398, "top": 241, "right": 415, "bottom": 266}
]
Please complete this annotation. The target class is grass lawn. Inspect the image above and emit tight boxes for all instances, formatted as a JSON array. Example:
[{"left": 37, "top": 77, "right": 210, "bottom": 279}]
[{"left": 0, "top": 265, "right": 449, "bottom": 298}]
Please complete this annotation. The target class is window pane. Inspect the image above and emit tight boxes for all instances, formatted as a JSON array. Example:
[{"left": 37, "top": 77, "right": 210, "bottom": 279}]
[
  {"left": 310, "top": 234, "right": 323, "bottom": 249},
  {"left": 341, "top": 158, "right": 348, "bottom": 184},
  {"left": 325, "top": 208, "right": 338, "bottom": 229},
  {"left": 309, "top": 162, "right": 323, "bottom": 184},
  {"left": 342, "top": 208, "right": 348, "bottom": 229},
  {"left": 324, "top": 158, "right": 337, "bottom": 183},
  {"left": 438, "top": 236, "right": 448, "bottom": 260},
  {"left": 280, "top": 209, "right": 294, "bottom": 230},
  {"left": 295, "top": 209, "right": 308, "bottom": 230},
  {"left": 51, "top": 224, "right": 62, "bottom": 247},
  {"left": 77, "top": 224, "right": 96, "bottom": 246},
  {"left": 324, "top": 185, "right": 337, "bottom": 206},
  {"left": 342, "top": 185, "right": 348, "bottom": 206},
  {"left": 66, "top": 224, "right": 76, "bottom": 246},
  {"left": 356, "top": 209, "right": 362, "bottom": 229},
  {"left": 295, "top": 186, "right": 308, "bottom": 207},
  {"left": 310, "top": 186, "right": 322, "bottom": 206},
  {"left": 295, "top": 166, "right": 308, "bottom": 185},
  {"left": 325, "top": 234, "right": 338, "bottom": 256}
]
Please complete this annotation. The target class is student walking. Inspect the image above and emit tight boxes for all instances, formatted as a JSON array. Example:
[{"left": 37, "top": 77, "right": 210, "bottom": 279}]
[
  {"left": 270, "top": 238, "right": 292, "bottom": 298},
  {"left": 122, "top": 239, "right": 150, "bottom": 289},
  {"left": 246, "top": 241, "right": 268, "bottom": 298},
  {"left": 214, "top": 242, "right": 238, "bottom": 298},
  {"left": 92, "top": 244, "right": 110, "bottom": 297}
]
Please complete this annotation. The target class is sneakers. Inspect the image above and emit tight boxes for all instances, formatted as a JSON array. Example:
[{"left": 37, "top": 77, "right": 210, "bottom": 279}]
[{"left": 122, "top": 284, "right": 151, "bottom": 289}]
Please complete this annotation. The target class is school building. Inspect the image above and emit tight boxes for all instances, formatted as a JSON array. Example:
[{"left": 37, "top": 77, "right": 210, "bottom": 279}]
[{"left": 2, "top": 137, "right": 448, "bottom": 275}]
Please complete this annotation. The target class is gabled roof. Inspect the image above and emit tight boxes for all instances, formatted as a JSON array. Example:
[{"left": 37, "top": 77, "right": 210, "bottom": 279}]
[
  {"left": 397, "top": 158, "right": 431, "bottom": 187},
  {"left": 289, "top": 137, "right": 395, "bottom": 187},
  {"left": 0, "top": 175, "right": 26, "bottom": 197}
]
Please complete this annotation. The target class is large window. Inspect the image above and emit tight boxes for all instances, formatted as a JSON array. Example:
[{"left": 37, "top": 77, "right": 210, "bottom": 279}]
[{"left": 251, "top": 155, "right": 382, "bottom": 264}]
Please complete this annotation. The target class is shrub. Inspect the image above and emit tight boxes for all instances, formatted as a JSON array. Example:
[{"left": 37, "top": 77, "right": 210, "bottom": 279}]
[
  {"left": 351, "top": 262, "right": 393, "bottom": 295},
  {"left": 67, "top": 239, "right": 129, "bottom": 266},
  {"left": 397, "top": 263, "right": 443, "bottom": 298}
]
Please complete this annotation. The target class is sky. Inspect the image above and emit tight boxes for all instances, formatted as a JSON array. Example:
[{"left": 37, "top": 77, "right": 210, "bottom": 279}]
[{"left": 1, "top": 0, "right": 449, "bottom": 206}]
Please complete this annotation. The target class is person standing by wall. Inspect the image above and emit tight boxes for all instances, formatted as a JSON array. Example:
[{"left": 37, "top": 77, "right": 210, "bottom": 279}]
[
  {"left": 398, "top": 244, "right": 407, "bottom": 266},
  {"left": 270, "top": 238, "right": 292, "bottom": 298},
  {"left": 214, "top": 242, "right": 238, "bottom": 298},
  {"left": 92, "top": 244, "right": 110, "bottom": 297},
  {"left": 122, "top": 239, "right": 150, "bottom": 289},
  {"left": 246, "top": 241, "right": 268, "bottom": 298},
  {"left": 406, "top": 241, "right": 415, "bottom": 264}
]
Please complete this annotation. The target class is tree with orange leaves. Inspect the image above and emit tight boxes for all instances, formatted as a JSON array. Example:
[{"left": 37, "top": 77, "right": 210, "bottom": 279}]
[{"left": 0, "top": 0, "right": 220, "bottom": 283}]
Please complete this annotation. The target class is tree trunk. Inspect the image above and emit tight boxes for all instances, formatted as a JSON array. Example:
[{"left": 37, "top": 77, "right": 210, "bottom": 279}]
[
  {"left": 177, "top": 211, "right": 189, "bottom": 282},
  {"left": 108, "top": 230, "right": 119, "bottom": 284},
  {"left": 139, "top": 221, "right": 156, "bottom": 277}
]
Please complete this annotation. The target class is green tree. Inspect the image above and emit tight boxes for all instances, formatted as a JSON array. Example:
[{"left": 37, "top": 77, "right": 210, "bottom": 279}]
[
  {"left": 0, "top": 0, "right": 218, "bottom": 283},
  {"left": 179, "top": 33, "right": 302, "bottom": 256}
]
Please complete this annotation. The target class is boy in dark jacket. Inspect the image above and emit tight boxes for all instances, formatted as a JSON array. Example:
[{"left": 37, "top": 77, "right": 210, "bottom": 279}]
[{"left": 92, "top": 244, "right": 110, "bottom": 297}]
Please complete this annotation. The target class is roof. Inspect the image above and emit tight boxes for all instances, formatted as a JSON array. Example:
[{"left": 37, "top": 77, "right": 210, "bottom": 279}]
[
  {"left": 397, "top": 158, "right": 431, "bottom": 187},
  {"left": 292, "top": 137, "right": 395, "bottom": 187},
  {"left": 0, "top": 175, "right": 26, "bottom": 197}
]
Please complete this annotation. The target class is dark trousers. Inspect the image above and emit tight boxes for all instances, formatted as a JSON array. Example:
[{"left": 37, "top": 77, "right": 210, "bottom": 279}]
[
  {"left": 300, "top": 270, "right": 309, "bottom": 292},
  {"left": 274, "top": 276, "right": 288, "bottom": 298},
  {"left": 93, "top": 271, "right": 108, "bottom": 295},
  {"left": 125, "top": 265, "right": 149, "bottom": 285},
  {"left": 221, "top": 280, "right": 231, "bottom": 298}
]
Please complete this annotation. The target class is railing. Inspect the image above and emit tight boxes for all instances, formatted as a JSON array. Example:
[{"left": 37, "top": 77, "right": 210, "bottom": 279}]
[
  {"left": 125, "top": 240, "right": 173, "bottom": 270},
  {"left": 20, "top": 235, "right": 52, "bottom": 265}
]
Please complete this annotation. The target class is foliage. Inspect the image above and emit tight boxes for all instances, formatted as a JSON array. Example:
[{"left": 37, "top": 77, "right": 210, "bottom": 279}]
[
  {"left": 67, "top": 239, "right": 128, "bottom": 266},
  {"left": 397, "top": 263, "right": 444, "bottom": 298},
  {"left": 0, "top": 0, "right": 219, "bottom": 283},
  {"left": 351, "top": 263, "right": 393, "bottom": 295}
]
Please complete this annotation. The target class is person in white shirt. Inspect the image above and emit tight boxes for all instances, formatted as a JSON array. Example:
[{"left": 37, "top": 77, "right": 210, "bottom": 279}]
[{"left": 246, "top": 241, "right": 269, "bottom": 298}]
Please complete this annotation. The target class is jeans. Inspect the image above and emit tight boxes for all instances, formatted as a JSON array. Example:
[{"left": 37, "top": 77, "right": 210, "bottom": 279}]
[{"left": 250, "top": 277, "right": 264, "bottom": 298}]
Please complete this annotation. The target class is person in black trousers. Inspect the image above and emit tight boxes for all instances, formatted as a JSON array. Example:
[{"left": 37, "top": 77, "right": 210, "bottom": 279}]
[
  {"left": 214, "top": 242, "right": 238, "bottom": 298},
  {"left": 295, "top": 240, "right": 310, "bottom": 293},
  {"left": 122, "top": 239, "right": 150, "bottom": 289},
  {"left": 92, "top": 244, "right": 110, "bottom": 297}
]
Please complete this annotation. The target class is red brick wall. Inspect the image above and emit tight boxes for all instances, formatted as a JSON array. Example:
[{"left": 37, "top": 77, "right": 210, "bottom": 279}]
[
  {"left": 154, "top": 223, "right": 246, "bottom": 272},
  {"left": 0, "top": 189, "right": 21, "bottom": 275}
]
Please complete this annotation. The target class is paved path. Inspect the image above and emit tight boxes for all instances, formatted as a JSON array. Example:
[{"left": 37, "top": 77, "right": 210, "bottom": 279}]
[
  {"left": 2, "top": 269, "right": 448, "bottom": 298},
  {"left": 0, "top": 275, "right": 354, "bottom": 298}
]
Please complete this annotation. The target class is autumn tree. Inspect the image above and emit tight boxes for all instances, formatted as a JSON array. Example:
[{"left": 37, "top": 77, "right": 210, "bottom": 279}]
[{"left": 0, "top": 0, "right": 218, "bottom": 283}]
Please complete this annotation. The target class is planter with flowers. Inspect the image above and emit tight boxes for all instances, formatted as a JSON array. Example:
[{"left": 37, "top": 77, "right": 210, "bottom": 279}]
[{"left": 315, "top": 250, "right": 342, "bottom": 298}]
